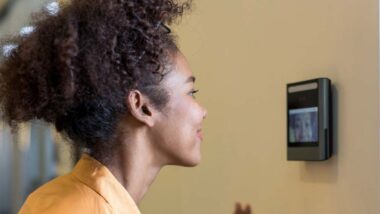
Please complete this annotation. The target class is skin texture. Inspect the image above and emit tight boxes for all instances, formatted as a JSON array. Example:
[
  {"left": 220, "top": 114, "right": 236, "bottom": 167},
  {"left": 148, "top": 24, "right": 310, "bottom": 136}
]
[{"left": 104, "top": 51, "right": 207, "bottom": 204}]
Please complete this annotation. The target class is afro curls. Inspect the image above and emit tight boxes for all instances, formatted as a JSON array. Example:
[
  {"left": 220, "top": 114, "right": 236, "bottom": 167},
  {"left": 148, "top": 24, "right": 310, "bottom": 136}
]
[{"left": 0, "top": 0, "right": 192, "bottom": 160}]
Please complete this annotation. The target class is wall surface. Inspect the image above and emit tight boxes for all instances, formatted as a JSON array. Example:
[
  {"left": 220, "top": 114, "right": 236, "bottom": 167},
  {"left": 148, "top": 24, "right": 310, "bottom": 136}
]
[{"left": 140, "top": 0, "right": 380, "bottom": 213}]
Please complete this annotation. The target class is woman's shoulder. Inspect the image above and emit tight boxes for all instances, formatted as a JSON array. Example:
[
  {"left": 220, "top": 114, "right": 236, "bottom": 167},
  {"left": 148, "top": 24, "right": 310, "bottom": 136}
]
[{"left": 19, "top": 173, "right": 112, "bottom": 214}]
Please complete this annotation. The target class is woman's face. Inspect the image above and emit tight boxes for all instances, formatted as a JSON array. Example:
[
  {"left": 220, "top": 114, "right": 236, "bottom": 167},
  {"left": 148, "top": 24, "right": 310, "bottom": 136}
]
[
  {"left": 152, "top": 52, "right": 207, "bottom": 167},
  {"left": 295, "top": 113, "right": 313, "bottom": 141}
]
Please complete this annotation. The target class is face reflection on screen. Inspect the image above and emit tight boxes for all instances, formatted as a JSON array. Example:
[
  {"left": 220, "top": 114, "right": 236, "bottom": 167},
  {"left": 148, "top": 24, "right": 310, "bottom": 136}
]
[{"left": 289, "top": 107, "right": 318, "bottom": 142}]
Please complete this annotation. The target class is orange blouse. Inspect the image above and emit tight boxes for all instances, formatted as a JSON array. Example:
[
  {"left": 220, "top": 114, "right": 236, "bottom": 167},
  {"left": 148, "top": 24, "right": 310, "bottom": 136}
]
[{"left": 19, "top": 154, "right": 141, "bottom": 214}]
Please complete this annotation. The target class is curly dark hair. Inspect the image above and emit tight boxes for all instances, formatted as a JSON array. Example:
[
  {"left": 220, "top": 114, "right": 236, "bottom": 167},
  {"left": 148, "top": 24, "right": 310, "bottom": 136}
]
[{"left": 0, "top": 0, "right": 191, "bottom": 161}]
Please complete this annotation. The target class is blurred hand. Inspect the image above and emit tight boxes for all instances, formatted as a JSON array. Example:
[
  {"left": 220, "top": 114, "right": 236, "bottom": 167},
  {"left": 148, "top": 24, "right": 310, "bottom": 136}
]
[{"left": 234, "top": 202, "right": 251, "bottom": 214}]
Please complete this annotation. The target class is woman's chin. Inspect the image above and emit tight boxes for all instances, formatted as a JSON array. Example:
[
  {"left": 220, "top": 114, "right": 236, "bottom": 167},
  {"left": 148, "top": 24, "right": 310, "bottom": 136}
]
[
  {"left": 170, "top": 155, "right": 201, "bottom": 167},
  {"left": 183, "top": 155, "right": 202, "bottom": 167}
]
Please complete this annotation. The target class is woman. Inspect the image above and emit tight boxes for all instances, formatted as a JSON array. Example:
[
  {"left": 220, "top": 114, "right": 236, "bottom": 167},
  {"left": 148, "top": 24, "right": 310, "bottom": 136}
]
[{"left": 1, "top": 0, "right": 251, "bottom": 213}]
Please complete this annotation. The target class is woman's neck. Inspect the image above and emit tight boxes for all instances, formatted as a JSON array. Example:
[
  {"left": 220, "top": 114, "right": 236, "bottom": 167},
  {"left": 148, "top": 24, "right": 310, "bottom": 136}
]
[{"left": 104, "top": 131, "right": 163, "bottom": 204}]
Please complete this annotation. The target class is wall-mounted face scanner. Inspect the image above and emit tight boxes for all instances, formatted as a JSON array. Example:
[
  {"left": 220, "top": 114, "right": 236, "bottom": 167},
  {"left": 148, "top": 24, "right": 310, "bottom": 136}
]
[{"left": 287, "top": 78, "right": 333, "bottom": 161}]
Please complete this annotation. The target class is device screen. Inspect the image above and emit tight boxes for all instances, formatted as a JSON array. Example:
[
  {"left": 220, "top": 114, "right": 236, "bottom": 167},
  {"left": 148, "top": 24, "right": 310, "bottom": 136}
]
[
  {"left": 288, "top": 107, "right": 318, "bottom": 143},
  {"left": 287, "top": 82, "right": 319, "bottom": 146}
]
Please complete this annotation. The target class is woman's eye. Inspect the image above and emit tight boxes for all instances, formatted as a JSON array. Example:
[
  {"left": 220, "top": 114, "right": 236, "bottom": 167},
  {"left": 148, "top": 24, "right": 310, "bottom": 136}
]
[{"left": 189, "top": 89, "right": 199, "bottom": 98}]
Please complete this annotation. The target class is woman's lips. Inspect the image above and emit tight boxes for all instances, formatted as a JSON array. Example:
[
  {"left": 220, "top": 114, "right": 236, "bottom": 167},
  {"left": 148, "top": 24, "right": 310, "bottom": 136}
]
[{"left": 197, "top": 130, "right": 203, "bottom": 141}]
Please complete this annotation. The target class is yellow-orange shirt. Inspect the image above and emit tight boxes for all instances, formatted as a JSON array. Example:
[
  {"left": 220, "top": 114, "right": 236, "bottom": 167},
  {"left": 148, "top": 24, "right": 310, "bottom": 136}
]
[{"left": 19, "top": 154, "right": 141, "bottom": 214}]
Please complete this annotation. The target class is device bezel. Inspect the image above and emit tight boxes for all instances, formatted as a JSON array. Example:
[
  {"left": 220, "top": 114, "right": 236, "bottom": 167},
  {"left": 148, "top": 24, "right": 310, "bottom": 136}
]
[{"left": 287, "top": 79, "right": 320, "bottom": 147}]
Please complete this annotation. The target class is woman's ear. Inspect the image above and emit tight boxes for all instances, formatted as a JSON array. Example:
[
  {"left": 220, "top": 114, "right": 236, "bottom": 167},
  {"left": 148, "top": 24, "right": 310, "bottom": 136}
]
[{"left": 127, "top": 90, "right": 155, "bottom": 127}]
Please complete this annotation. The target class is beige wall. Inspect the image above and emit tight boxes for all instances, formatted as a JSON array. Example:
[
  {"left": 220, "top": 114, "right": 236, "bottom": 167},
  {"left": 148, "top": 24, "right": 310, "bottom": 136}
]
[{"left": 140, "top": 0, "right": 380, "bottom": 213}]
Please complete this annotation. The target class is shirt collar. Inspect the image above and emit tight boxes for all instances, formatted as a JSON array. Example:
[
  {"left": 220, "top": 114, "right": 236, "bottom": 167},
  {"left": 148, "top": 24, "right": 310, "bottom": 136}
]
[{"left": 72, "top": 153, "right": 141, "bottom": 214}]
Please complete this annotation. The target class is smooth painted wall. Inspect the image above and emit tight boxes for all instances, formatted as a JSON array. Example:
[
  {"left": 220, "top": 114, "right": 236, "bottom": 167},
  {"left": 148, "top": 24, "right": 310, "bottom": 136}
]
[{"left": 140, "top": 0, "right": 380, "bottom": 213}]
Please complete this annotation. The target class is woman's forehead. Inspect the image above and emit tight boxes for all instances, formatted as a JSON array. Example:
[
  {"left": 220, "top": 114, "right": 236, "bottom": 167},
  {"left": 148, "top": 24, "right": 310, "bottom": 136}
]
[{"left": 165, "top": 53, "right": 194, "bottom": 85}]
